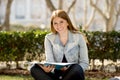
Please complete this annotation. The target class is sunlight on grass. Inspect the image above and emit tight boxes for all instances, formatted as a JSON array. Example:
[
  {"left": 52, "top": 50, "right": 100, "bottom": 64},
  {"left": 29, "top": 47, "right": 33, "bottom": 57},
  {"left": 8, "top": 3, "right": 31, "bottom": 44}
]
[{"left": 0, "top": 75, "right": 34, "bottom": 80}]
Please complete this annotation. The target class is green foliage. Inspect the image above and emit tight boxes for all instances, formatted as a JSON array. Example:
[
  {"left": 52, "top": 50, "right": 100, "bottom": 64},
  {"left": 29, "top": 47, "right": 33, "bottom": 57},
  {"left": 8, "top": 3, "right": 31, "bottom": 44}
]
[
  {"left": 0, "top": 30, "right": 49, "bottom": 62},
  {"left": 85, "top": 31, "right": 120, "bottom": 62},
  {"left": 0, "top": 30, "right": 120, "bottom": 64}
]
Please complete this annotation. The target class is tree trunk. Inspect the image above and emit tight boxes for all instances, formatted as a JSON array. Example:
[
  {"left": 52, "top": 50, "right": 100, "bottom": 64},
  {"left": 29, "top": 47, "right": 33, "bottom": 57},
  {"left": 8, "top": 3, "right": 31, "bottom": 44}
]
[
  {"left": 0, "top": 0, "right": 2, "bottom": 30},
  {"left": 59, "top": 0, "right": 63, "bottom": 9},
  {"left": 100, "top": 59, "right": 104, "bottom": 71},
  {"left": 2, "top": 0, "right": 13, "bottom": 31},
  {"left": 83, "top": 0, "right": 97, "bottom": 31},
  {"left": 90, "top": 0, "right": 119, "bottom": 32}
]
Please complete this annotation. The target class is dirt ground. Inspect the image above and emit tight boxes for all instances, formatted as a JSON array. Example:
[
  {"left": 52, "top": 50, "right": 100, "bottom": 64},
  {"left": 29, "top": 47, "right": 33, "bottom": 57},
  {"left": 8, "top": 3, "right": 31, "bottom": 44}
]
[{"left": 85, "top": 70, "right": 120, "bottom": 79}]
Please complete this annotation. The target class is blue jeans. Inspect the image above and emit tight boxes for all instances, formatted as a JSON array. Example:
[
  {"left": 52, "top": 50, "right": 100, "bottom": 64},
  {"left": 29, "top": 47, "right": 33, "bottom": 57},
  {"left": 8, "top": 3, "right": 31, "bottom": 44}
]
[{"left": 30, "top": 64, "right": 85, "bottom": 80}]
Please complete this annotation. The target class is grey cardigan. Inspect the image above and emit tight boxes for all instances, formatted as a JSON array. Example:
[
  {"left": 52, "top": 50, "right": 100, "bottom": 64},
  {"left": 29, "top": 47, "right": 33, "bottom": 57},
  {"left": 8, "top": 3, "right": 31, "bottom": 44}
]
[{"left": 44, "top": 30, "right": 89, "bottom": 71}]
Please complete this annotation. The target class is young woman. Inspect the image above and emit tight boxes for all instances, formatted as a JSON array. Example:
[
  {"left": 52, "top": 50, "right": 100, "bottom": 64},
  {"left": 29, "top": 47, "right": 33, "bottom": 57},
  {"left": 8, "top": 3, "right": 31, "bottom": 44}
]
[{"left": 30, "top": 10, "right": 89, "bottom": 80}]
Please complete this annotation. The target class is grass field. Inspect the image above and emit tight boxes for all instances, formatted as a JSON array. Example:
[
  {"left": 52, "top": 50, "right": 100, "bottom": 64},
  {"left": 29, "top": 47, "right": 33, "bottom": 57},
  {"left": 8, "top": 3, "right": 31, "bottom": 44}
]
[
  {"left": 0, "top": 75, "right": 34, "bottom": 80},
  {"left": 0, "top": 75, "right": 109, "bottom": 80}
]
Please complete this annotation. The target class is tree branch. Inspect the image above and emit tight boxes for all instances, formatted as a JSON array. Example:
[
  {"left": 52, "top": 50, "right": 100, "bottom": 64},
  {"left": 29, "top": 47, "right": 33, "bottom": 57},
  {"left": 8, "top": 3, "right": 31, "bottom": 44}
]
[
  {"left": 45, "top": 0, "right": 56, "bottom": 12},
  {"left": 117, "top": 4, "right": 120, "bottom": 15},
  {"left": 59, "top": 0, "right": 63, "bottom": 9},
  {"left": 67, "top": 0, "right": 76, "bottom": 13},
  {"left": 90, "top": 0, "right": 107, "bottom": 20}
]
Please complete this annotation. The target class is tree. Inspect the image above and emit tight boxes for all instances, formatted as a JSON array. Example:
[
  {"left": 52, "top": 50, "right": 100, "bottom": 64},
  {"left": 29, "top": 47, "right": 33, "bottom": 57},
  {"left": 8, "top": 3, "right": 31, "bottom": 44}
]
[
  {"left": 0, "top": 0, "right": 2, "bottom": 25},
  {"left": 45, "top": 0, "right": 76, "bottom": 13},
  {"left": 90, "top": 0, "right": 120, "bottom": 32},
  {"left": 83, "top": 0, "right": 98, "bottom": 31},
  {"left": 0, "top": 0, "right": 13, "bottom": 31},
  {"left": 45, "top": 0, "right": 56, "bottom": 12}
]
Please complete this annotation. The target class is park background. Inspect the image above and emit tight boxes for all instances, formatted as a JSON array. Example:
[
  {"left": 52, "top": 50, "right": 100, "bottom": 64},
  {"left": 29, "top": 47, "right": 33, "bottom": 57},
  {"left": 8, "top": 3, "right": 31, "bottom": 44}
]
[{"left": 0, "top": 0, "right": 120, "bottom": 80}]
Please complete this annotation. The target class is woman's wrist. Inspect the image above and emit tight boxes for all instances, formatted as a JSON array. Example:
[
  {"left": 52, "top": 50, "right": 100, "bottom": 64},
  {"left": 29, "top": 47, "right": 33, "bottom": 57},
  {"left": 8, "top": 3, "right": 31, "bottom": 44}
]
[{"left": 51, "top": 68, "right": 55, "bottom": 73}]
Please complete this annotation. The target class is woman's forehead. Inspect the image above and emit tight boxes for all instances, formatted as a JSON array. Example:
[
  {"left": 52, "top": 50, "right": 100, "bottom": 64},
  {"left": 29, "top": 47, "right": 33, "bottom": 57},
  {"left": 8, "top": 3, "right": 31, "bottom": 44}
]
[{"left": 53, "top": 17, "right": 66, "bottom": 22}]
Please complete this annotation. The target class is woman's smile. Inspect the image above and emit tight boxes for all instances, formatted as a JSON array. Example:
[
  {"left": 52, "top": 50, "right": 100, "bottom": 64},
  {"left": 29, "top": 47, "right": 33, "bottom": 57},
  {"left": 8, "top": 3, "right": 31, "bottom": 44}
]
[{"left": 53, "top": 17, "right": 68, "bottom": 33}]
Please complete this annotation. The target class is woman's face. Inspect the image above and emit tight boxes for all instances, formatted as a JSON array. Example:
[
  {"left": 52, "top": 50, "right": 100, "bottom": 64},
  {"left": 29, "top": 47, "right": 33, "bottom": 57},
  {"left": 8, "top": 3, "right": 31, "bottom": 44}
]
[{"left": 52, "top": 17, "right": 68, "bottom": 34}]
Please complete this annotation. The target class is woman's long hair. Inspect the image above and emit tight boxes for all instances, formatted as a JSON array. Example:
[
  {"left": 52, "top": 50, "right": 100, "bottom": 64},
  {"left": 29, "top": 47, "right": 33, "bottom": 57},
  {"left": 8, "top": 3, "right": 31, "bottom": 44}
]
[
  {"left": 50, "top": 10, "right": 78, "bottom": 34},
  {"left": 50, "top": 10, "right": 89, "bottom": 44}
]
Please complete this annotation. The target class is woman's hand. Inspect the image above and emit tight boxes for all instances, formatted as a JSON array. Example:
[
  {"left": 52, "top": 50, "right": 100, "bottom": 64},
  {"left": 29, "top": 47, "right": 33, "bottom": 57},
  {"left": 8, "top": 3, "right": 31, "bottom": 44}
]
[
  {"left": 39, "top": 64, "right": 55, "bottom": 73},
  {"left": 60, "top": 66, "right": 68, "bottom": 71}
]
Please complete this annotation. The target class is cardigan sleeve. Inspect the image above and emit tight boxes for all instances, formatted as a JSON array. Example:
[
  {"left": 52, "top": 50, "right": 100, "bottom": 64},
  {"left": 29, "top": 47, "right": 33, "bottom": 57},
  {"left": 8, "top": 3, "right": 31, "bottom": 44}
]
[
  {"left": 78, "top": 34, "right": 89, "bottom": 71},
  {"left": 44, "top": 35, "right": 55, "bottom": 62}
]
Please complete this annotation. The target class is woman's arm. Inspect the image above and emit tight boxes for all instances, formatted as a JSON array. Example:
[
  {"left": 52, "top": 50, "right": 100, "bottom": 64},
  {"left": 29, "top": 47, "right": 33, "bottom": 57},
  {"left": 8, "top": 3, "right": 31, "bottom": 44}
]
[
  {"left": 78, "top": 34, "right": 89, "bottom": 71},
  {"left": 44, "top": 35, "right": 55, "bottom": 62}
]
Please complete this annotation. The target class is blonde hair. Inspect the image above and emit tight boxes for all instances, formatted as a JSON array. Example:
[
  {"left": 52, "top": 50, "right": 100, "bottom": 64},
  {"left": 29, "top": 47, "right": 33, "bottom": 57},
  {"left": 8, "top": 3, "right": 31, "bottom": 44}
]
[{"left": 50, "top": 10, "right": 78, "bottom": 34}]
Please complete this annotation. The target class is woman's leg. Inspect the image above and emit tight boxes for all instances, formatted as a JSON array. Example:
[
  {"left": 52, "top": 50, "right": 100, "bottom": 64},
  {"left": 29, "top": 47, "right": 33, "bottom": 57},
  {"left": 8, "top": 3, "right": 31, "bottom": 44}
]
[
  {"left": 62, "top": 64, "right": 85, "bottom": 80},
  {"left": 30, "top": 64, "right": 56, "bottom": 80}
]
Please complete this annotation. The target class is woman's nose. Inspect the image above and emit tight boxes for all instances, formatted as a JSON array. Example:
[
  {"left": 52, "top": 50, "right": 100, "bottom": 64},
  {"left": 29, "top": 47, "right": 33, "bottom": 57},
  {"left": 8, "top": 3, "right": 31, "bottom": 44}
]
[{"left": 57, "top": 23, "right": 61, "bottom": 27}]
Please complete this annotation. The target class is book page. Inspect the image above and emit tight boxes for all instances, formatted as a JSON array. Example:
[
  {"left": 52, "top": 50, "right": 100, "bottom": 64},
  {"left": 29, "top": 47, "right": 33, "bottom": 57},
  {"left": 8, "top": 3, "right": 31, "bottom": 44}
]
[
  {"left": 41, "top": 62, "right": 75, "bottom": 70},
  {"left": 30, "top": 62, "right": 76, "bottom": 70}
]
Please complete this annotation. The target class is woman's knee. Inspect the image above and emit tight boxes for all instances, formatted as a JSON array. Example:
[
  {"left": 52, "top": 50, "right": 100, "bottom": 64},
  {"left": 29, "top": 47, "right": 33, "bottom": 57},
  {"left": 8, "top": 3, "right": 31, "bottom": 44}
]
[
  {"left": 70, "top": 64, "right": 84, "bottom": 74},
  {"left": 30, "top": 64, "right": 40, "bottom": 75},
  {"left": 30, "top": 64, "right": 37, "bottom": 74}
]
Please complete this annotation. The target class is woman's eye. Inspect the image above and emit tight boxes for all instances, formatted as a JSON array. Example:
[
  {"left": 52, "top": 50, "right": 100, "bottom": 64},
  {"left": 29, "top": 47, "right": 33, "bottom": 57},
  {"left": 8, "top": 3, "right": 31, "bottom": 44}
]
[
  {"left": 60, "top": 21, "right": 63, "bottom": 23},
  {"left": 53, "top": 23, "right": 57, "bottom": 25}
]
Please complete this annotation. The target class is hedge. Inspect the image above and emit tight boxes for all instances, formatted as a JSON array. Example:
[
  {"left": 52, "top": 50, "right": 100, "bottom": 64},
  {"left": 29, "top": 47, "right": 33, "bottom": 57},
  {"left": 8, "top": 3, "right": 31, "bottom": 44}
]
[{"left": 0, "top": 30, "right": 120, "bottom": 62}]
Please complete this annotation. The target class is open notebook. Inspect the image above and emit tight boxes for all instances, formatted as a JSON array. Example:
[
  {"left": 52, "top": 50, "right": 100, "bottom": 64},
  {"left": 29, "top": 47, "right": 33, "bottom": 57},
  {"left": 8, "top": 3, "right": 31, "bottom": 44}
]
[{"left": 30, "top": 62, "right": 76, "bottom": 70}]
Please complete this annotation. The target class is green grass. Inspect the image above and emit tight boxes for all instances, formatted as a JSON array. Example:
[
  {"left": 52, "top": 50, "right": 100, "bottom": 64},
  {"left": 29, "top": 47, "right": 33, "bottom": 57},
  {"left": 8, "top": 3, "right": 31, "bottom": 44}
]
[
  {"left": 0, "top": 75, "right": 34, "bottom": 80},
  {"left": 0, "top": 75, "right": 109, "bottom": 80}
]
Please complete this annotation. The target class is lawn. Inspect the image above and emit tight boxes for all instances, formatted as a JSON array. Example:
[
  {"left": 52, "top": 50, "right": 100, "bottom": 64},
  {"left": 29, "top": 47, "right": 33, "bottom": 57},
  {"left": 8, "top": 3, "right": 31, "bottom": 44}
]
[
  {"left": 0, "top": 75, "right": 34, "bottom": 80},
  {"left": 0, "top": 75, "right": 109, "bottom": 80}
]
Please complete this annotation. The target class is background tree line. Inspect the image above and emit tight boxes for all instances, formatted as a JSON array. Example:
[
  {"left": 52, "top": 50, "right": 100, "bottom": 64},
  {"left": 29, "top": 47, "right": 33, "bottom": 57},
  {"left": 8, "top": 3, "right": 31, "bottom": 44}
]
[{"left": 0, "top": 0, "right": 120, "bottom": 32}]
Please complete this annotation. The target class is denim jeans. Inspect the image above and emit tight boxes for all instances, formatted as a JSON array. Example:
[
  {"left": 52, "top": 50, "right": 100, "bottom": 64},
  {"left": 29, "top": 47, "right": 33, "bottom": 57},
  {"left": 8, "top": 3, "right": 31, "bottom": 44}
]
[{"left": 30, "top": 64, "right": 85, "bottom": 80}]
